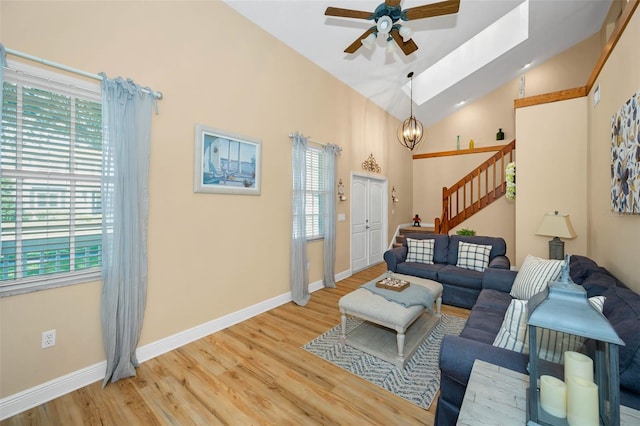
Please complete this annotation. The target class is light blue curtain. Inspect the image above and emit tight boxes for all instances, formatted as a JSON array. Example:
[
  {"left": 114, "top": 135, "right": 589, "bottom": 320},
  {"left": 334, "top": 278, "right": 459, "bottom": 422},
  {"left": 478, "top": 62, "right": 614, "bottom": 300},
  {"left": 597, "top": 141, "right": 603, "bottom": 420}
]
[
  {"left": 291, "top": 132, "right": 310, "bottom": 306},
  {"left": 322, "top": 144, "right": 341, "bottom": 288},
  {"left": 100, "top": 74, "right": 157, "bottom": 386},
  {"left": 0, "top": 44, "right": 6, "bottom": 258}
]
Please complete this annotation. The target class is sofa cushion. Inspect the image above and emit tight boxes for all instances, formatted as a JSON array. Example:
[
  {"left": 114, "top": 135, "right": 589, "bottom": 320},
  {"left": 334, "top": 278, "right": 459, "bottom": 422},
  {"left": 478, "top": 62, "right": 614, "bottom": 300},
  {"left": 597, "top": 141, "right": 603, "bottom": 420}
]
[
  {"left": 447, "top": 235, "right": 506, "bottom": 265},
  {"left": 510, "top": 254, "right": 563, "bottom": 300},
  {"left": 456, "top": 241, "right": 492, "bottom": 272},
  {"left": 405, "top": 237, "right": 435, "bottom": 264},
  {"left": 462, "top": 305, "right": 508, "bottom": 344},
  {"left": 492, "top": 296, "right": 605, "bottom": 363},
  {"left": 402, "top": 233, "right": 449, "bottom": 264},
  {"left": 396, "top": 262, "right": 444, "bottom": 281},
  {"left": 437, "top": 265, "right": 483, "bottom": 290},
  {"left": 603, "top": 286, "right": 640, "bottom": 393},
  {"left": 581, "top": 268, "right": 625, "bottom": 297},
  {"left": 569, "top": 255, "right": 599, "bottom": 285},
  {"left": 474, "top": 288, "right": 515, "bottom": 312}
]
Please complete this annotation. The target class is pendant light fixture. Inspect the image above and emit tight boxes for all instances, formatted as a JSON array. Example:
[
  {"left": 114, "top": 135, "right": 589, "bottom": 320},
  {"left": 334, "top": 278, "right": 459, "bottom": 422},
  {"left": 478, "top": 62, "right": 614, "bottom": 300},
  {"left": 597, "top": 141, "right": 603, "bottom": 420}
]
[{"left": 397, "top": 72, "right": 424, "bottom": 151}]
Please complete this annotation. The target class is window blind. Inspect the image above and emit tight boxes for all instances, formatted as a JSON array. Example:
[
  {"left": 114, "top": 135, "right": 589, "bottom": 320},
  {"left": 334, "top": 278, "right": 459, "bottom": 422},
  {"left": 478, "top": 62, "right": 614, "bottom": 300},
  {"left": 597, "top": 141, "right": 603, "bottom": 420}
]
[
  {"left": 1, "top": 61, "right": 102, "bottom": 295},
  {"left": 305, "top": 146, "right": 324, "bottom": 239}
]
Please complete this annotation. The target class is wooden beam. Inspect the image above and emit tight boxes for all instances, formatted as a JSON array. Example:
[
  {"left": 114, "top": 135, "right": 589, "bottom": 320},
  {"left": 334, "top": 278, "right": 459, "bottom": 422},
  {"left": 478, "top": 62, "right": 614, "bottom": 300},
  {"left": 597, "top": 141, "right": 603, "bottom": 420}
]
[
  {"left": 586, "top": 0, "right": 639, "bottom": 92},
  {"left": 412, "top": 144, "right": 510, "bottom": 160},
  {"left": 514, "top": 0, "right": 638, "bottom": 109},
  {"left": 514, "top": 86, "right": 587, "bottom": 109}
]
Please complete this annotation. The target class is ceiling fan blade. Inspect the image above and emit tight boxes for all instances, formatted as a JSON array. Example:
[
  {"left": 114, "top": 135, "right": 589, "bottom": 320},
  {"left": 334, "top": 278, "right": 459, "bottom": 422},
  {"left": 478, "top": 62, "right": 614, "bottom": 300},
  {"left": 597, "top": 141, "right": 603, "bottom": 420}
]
[
  {"left": 325, "top": 7, "right": 373, "bottom": 20},
  {"left": 403, "top": 0, "right": 460, "bottom": 21},
  {"left": 344, "top": 28, "right": 376, "bottom": 53},
  {"left": 390, "top": 28, "right": 419, "bottom": 55},
  {"left": 385, "top": 0, "right": 402, "bottom": 6}
]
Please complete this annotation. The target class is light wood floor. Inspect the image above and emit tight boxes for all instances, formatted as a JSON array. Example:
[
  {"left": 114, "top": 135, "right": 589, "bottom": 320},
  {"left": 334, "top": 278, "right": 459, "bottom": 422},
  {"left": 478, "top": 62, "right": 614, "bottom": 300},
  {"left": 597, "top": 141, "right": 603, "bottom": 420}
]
[{"left": 2, "top": 263, "right": 469, "bottom": 425}]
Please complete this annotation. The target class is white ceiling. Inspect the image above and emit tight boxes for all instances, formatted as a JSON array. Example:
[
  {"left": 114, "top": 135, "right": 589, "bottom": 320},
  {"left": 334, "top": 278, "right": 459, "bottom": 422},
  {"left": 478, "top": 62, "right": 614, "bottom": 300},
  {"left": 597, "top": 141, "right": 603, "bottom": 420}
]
[{"left": 224, "top": 0, "right": 612, "bottom": 127}]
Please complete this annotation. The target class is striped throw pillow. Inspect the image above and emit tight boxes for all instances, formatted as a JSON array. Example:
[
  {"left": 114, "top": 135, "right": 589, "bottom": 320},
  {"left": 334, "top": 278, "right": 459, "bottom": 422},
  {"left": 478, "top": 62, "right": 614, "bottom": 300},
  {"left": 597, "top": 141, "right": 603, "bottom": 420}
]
[
  {"left": 405, "top": 238, "right": 435, "bottom": 264},
  {"left": 493, "top": 296, "right": 606, "bottom": 363},
  {"left": 492, "top": 299, "right": 528, "bottom": 352},
  {"left": 510, "top": 255, "right": 564, "bottom": 300},
  {"left": 456, "top": 241, "right": 492, "bottom": 272}
]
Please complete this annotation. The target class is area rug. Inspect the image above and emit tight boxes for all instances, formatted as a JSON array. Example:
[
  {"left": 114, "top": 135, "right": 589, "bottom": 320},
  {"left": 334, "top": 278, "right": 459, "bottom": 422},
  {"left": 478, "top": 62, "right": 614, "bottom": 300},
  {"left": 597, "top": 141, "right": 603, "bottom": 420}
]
[{"left": 302, "top": 313, "right": 466, "bottom": 410}]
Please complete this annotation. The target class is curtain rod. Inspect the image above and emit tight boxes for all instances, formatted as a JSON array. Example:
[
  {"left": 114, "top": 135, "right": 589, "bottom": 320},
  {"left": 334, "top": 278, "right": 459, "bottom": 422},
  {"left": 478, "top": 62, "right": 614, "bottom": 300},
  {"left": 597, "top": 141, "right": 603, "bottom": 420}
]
[
  {"left": 5, "top": 47, "right": 163, "bottom": 100},
  {"left": 288, "top": 133, "right": 342, "bottom": 151}
]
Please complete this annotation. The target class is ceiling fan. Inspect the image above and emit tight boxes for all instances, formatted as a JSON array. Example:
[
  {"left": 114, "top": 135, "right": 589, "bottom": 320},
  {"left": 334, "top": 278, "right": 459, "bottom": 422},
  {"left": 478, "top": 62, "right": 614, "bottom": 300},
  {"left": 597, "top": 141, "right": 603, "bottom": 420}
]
[{"left": 325, "top": 0, "right": 460, "bottom": 55}]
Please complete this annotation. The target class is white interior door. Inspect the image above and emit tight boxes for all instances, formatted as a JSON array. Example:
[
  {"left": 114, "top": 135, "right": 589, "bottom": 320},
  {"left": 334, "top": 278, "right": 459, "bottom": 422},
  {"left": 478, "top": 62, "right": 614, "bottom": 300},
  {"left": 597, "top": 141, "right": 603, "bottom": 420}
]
[{"left": 351, "top": 175, "right": 387, "bottom": 272}]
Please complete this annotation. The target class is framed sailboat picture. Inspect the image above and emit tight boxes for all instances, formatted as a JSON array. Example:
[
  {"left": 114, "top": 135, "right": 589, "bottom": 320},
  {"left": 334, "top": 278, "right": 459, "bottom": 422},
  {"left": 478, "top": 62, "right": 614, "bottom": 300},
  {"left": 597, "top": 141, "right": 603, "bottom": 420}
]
[{"left": 194, "top": 124, "right": 261, "bottom": 195}]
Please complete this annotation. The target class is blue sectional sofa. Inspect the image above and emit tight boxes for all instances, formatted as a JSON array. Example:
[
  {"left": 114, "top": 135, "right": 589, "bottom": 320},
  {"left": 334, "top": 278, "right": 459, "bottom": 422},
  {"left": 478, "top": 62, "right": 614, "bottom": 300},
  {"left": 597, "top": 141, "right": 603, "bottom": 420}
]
[
  {"left": 435, "top": 255, "right": 640, "bottom": 425},
  {"left": 383, "top": 233, "right": 510, "bottom": 309}
]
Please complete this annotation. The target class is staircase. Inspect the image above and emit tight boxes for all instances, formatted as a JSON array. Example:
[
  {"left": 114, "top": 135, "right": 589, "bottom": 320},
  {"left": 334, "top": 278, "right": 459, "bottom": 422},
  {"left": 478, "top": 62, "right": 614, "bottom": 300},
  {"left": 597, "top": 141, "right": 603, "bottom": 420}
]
[
  {"left": 392, "top": 225, "right": 435, "bottom": 248},
  {"left": 434, "top": 140, "right": 516, "bottom": 234}
]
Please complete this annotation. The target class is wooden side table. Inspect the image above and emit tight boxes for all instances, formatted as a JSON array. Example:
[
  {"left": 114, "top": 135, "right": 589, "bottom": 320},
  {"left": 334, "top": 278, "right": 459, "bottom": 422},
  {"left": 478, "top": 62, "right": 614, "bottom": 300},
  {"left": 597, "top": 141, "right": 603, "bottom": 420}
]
[{"left": 457, "top": 359, "right": 640, "bottom": 426}]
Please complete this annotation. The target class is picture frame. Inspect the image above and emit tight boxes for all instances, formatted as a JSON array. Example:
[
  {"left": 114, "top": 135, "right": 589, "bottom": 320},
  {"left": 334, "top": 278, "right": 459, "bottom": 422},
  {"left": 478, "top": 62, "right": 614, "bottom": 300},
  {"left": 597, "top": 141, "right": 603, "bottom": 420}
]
[
  {"left": 194, "top": 124, "right": 261, "bottom": 195},
  {"left": 610, "top": 90, "right": 639, "bottom": 213}
]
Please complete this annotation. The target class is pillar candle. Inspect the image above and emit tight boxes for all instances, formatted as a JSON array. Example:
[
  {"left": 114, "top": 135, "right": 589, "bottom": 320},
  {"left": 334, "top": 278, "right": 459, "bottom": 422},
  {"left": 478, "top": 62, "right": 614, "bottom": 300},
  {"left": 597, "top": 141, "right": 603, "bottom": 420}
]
[
  {"left": 566, "top": 376, "right": 599, "bottom": 426},
  {"left": 564, "top": 351, "right": 594, "bottom": 382},
  {"left": 540, "top": 375, "right": 567, "bottom": 418}
]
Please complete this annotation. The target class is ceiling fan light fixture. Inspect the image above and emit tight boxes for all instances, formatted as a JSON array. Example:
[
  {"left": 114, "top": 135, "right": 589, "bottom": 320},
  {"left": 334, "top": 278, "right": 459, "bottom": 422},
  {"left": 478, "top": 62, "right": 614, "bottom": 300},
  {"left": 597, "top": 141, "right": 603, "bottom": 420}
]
[
  {"left": 361, "top": 32, "right": 377, "bottom": 49},
  {"left": 397, "top": 72, "right": 425, "bottom": 151},
  {"left": 376, "top": 15, "right": 393, "bottom": 35},
  {"left": 385, "top": 38, "right": 396, "bottom": 53},
  {"left": 399, "top": 25, "right": 413, "bottom": 42}
]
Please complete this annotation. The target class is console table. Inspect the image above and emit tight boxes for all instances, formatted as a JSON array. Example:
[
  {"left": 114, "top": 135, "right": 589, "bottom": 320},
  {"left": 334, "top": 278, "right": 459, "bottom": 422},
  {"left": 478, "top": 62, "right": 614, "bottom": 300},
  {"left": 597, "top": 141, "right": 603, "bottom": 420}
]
[{"left": 457, "top": 360, "right": 640, "bottom": 426}]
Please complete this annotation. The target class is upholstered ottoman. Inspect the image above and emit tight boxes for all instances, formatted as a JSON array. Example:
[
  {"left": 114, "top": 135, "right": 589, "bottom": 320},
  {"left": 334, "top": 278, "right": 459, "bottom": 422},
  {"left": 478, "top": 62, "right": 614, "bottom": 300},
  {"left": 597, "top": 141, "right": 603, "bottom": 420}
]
[{"left": 338, "top": 273, "right": 443, "bottom": 368}]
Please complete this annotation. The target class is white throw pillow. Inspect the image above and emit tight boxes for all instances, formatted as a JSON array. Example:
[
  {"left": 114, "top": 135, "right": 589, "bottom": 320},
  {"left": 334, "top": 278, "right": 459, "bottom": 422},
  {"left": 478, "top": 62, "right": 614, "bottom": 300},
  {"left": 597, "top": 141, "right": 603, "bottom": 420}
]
[
  {"left": 492, "top": 299, "right": 528, "bottom": 353},
  {"left": 456, "top": 241, "right": 492, "bottom": 272},
  {"left": 510, "top": 255, "right": 564, "bottom": 300},
  {"left": 493, "top": 296, "right": 606, "bottom": 363},
  {"left": 405, "top": 238, "right": 435, "bottom": 264}
]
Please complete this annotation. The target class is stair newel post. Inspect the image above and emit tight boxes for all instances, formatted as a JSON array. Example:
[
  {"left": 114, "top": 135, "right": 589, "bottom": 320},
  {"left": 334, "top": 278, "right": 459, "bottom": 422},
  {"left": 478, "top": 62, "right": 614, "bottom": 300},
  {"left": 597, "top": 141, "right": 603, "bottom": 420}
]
[
  {"left": 500, "top": 149, "right": 506, "bottom": 193},
  {"left": 491, "top": 158, "right": 497, "bottom": 200},
  {"left": 442, "top": 186, "right": 449, "bottom": 234}
]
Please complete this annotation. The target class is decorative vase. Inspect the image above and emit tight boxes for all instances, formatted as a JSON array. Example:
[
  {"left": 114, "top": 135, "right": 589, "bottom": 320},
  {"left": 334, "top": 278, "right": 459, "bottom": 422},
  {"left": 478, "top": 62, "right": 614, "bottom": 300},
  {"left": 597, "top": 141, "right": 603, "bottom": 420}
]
[
  {"left": 456, "top": 135, "right": 460, "bottom": 150},
  {"left": 469, "top": 139, "right": 475, "bottom": 149},
  {"left": 497, "top": 128, "right": 505, "bottom": 140}
]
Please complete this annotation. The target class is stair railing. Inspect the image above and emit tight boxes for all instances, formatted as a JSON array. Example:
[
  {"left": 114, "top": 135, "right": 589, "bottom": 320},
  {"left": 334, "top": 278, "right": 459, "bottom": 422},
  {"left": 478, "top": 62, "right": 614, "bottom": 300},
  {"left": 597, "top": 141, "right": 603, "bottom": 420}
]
[{"left": 434, "top": 140, "right": 516, "bottom": 234}]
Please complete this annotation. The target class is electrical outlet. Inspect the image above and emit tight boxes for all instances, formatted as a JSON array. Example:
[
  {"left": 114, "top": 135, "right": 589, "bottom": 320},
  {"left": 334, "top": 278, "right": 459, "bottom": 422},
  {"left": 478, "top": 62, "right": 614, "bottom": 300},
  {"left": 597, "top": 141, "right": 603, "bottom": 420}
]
[{"left": 42, "top": 329, "right": 56, "bottom": 349}]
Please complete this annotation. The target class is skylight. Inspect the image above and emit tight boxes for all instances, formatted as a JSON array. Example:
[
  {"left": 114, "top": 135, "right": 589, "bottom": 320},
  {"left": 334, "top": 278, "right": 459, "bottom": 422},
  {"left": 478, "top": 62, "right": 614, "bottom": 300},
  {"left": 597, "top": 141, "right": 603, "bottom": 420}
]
[{"left": 410, "top": 0, "right": 530, "bottom": 105}]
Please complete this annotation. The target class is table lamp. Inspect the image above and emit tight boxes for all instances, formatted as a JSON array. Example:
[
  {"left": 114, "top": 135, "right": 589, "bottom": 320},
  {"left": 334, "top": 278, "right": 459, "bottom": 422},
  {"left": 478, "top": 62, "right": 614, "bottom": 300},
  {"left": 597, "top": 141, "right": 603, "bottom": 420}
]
[{"left": 536, "top": 211, "right": 576, "bottom": 260}]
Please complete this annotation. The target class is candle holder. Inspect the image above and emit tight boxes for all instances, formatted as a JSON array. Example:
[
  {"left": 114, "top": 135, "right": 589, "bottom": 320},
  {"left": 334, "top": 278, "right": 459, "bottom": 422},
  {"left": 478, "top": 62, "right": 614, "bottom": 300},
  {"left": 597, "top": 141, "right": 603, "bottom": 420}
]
[{"left": 526, "top": 255, "right": 625, "bottom": 426}]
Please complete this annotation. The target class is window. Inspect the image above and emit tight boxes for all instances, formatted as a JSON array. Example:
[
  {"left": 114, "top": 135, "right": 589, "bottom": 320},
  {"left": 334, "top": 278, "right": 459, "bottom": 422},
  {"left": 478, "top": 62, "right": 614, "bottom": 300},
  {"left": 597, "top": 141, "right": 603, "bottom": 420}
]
[
  {"left": 1, "top": 61, "right": 102, "bottom": 296},
  {"left": 304, "top": 146, "right": 325, "bottom": 240}
]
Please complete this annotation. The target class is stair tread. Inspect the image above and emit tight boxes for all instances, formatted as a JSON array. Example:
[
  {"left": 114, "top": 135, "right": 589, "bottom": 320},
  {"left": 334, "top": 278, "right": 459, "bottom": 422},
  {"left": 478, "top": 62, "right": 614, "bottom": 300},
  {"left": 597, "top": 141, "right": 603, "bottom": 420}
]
[{"left": 400, "top": 226, "right": 435, "bottom": 233}]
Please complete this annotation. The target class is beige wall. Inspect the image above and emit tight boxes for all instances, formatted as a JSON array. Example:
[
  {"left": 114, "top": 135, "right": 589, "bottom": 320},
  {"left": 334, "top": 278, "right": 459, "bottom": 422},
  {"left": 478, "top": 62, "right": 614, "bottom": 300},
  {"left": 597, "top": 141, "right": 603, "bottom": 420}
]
[
  {"left": 586, "top": 7, "right": 640, "bottom": 292},
  {"left": 522, "top": 33, "right": 601, "bottom": 98},
  {"left": 412, "top": 33, "right": 600, "bottom": 265},
  {"left": 513, "top": 7, "right": 640, "bottom": 290},
  {"left": 514, "top": 98, "right": 589, "bottom": 266},
  {"left": 0, "top": 1, "right": 413, "bottom": 397}
]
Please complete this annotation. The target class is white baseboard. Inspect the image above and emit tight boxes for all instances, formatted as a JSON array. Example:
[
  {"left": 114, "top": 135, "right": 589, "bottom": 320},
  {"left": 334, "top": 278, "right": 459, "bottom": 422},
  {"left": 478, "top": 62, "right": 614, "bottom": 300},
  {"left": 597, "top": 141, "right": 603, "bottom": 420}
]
[
  {"left": 0, "top": 269, "right": 352, "bottom": 420},
  {"left": 0, "top": 362, "right": 107, "bottom": 421}
]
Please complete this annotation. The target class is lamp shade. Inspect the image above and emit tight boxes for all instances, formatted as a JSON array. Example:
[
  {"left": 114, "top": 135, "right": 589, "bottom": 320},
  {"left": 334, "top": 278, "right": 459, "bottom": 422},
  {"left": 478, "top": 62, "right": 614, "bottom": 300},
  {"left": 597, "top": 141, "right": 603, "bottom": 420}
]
[
  {"left": 361, "top": 33, "right": 376, "bottom": 50},
  {"left": 536, "top": 211, "right": 576, "bottom": 239}
]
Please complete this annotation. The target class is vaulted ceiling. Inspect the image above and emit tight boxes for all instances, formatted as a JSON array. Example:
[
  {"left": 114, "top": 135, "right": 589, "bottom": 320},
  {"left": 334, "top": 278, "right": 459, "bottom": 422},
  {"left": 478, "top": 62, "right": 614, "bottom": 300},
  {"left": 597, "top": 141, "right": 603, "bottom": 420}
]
[{"left": 224, "top": 0, "right": 612, "bottom": 127}]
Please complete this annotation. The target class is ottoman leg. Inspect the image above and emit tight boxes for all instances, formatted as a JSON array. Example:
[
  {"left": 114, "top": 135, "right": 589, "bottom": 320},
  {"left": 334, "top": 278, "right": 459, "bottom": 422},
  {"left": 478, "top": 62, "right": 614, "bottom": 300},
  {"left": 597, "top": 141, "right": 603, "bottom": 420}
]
[
  {"left": 340, "top": 312, "right": 347, "bottom": 344},
  {"left": 436, "top": 296, "right": 442, "bottom": 315},
  {"left": 396, "top": 330, "right": 406, "bottom": 360}
]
